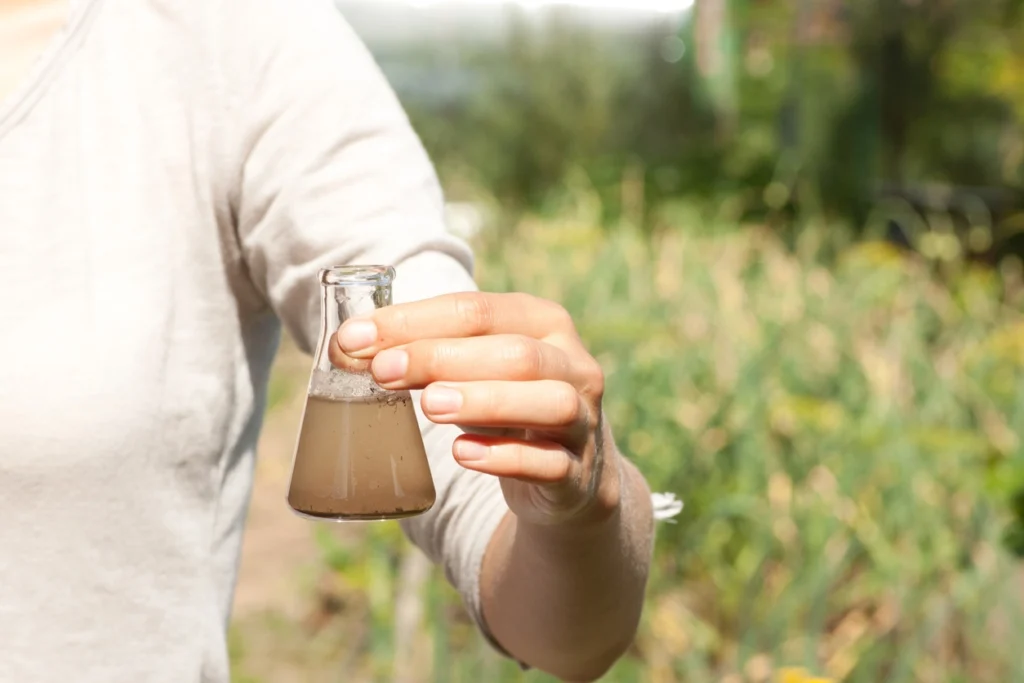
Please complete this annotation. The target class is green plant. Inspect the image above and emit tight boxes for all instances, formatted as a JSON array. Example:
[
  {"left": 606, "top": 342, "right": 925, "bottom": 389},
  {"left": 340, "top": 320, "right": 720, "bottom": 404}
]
[
  {"left": 469, "top": 201, "right": 1024, "bottom": 681},
  {"left": 235, "top": 199, "right": 1024, "bottom": 682}
]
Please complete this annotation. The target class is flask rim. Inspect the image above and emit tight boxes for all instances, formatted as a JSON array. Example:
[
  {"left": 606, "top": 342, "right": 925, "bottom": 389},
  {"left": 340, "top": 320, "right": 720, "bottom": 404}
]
[{"left": 319, "top": 265, "right": 396, "bottom": 287}]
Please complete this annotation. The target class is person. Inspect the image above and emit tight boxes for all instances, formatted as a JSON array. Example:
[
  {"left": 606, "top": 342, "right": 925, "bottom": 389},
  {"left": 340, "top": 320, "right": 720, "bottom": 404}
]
[{"left": 0, "top": 0, "right": 656, "bottom": 680}]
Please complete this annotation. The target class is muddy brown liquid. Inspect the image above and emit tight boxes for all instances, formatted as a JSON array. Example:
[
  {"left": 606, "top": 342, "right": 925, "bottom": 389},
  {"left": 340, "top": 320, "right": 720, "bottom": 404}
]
[{"left": 287, "top": 394, "right": 436, "bottom": 521}]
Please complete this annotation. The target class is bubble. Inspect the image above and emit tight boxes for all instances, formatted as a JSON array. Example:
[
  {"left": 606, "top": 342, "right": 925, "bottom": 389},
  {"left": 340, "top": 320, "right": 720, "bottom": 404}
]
[{"left": 660, "top": 36, "right": 686, "bottom": 63}]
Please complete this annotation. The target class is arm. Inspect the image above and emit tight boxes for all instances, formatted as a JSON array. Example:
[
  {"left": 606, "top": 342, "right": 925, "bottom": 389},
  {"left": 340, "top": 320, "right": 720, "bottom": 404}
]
[{"left": 481, "top": 453, "right": 654, "bottom": 681}]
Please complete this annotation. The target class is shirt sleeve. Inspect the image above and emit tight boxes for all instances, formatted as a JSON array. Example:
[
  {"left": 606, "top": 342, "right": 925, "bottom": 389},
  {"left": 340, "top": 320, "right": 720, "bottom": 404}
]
[{"left": 218, "top": 0, "right": 511, "bottom": 650}]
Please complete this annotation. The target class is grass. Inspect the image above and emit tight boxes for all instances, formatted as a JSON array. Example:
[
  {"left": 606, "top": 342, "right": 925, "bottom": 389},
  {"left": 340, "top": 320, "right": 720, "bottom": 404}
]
[{"left": 231, "top": 203, "right": 1024, "bottom": 682}]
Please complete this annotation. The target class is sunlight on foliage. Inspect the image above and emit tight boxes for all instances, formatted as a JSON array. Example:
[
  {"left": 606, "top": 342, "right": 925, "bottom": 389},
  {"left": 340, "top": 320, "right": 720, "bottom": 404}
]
[{"left": 233, "top": 196, "right": 1024, "bottom": 682}]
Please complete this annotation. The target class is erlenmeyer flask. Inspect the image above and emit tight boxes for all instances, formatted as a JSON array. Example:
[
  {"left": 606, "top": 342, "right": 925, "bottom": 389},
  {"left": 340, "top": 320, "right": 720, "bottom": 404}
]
[{"left": 287, "top": 265, "right": 436, "bottom": 521}]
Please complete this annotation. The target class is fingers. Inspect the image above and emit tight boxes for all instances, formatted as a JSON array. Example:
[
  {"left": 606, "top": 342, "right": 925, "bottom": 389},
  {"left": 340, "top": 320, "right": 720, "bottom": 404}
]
[
  {"left": 337, "top": 292, "right": 574, "bottom": 358},
  {"left": 453, "top": 435, "right": 576, "bottom": 485},
  {"left": 327, "top": 333, "right": 372, "bottom": 374},
  {"left": 367, "top": 335, "right": 580, "bottom": 389},
  {"left": 421, "top": 380, "right": 590, "bottom": 437}
]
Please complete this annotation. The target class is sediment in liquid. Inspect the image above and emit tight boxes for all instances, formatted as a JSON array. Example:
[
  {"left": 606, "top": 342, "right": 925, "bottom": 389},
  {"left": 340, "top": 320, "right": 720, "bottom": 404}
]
[{"left": 287, "top": 394, "right": 436, "bottom": 521}]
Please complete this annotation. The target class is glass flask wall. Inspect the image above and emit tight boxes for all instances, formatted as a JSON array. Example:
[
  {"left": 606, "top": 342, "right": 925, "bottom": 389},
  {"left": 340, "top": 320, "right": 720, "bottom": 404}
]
[{"left": 286, "top": 266, "right": 436, "bottom": 521}]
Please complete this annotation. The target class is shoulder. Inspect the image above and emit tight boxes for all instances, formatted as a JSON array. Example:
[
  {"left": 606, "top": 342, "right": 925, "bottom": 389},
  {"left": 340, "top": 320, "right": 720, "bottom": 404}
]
[
  {"left": 207, "top": 0, "right": 365, "bottom": 58},
  {"left": 104, "top": 0, "right": 382, "bottom": 124},
  {"left": 194, "top": 0, "right": 377, "bottom": 98},
  {"left": 105, "top": 0, "right": 366, "bottom": 71}
]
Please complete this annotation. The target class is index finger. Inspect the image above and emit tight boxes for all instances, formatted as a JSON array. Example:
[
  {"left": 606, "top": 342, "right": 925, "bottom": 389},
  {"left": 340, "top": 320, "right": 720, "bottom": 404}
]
[{"left": 338, "top": 292, "right": 572, "bottom": 357}]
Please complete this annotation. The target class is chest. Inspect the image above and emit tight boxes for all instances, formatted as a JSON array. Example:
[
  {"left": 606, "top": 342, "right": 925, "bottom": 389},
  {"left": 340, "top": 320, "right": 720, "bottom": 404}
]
[{"left": 0, "top": 22, "right": 245, "bottom": 471}]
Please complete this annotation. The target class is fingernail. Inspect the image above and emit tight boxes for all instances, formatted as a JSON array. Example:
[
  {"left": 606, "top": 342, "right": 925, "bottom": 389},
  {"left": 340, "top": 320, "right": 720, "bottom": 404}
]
[
  {"left": 372, "top": 349, "right": 408, "bottom": 384},
  {"left": 339, "top": 319, "right": 377, "bottom": 352},
  {"left": 455, "top": 440, "right": 488, "bottom": 462},
  {"left": 423, "top": 386, "right": 463, "bottom": 416}
]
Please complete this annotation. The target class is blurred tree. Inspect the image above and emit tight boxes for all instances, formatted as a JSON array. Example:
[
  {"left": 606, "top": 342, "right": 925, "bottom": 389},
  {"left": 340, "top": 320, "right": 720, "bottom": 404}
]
[
  {"left": 407, "top": 9, "right": 627, "bottom": 216},
  {"left": 401, "top": 0, "right": 1024, "bottom": 249}
]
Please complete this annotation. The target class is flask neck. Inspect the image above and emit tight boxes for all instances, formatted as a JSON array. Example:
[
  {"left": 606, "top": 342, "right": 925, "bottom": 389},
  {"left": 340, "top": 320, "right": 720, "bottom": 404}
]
[{"left": 314, "top": 266, "right": 395, "bottom": 373}]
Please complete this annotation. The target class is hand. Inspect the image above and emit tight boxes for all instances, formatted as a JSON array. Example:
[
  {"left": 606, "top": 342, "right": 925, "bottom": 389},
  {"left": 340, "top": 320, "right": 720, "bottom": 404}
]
[{"left": 331, "top": 292, "right": 621, "bottom": 528}]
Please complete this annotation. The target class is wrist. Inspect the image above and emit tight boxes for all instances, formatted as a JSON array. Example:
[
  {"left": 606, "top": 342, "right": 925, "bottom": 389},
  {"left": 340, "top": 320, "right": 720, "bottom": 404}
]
[{"left": 516, "top": 448, "right": 627, "bottom": 545}]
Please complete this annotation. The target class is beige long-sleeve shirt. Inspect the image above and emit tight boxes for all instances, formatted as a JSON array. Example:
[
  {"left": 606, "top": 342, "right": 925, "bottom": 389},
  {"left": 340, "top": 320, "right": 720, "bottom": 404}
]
[{"left": 0, "top": 0, "right": 511, "bottom": 679}]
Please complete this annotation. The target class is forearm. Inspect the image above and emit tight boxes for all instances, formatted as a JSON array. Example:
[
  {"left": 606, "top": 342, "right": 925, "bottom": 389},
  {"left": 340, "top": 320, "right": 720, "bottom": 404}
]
[{"left": 479, "top": 456, "right": 655, "bottom": 682}]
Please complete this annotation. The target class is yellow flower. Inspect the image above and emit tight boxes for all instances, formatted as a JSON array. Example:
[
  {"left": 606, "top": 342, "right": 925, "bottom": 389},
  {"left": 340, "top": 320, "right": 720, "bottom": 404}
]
[
  {"left": 777, "top": 668, "right": 809, "bottom": 683},
  {"left": 775, "top": 667, "right": 834, "bottom": 683}
]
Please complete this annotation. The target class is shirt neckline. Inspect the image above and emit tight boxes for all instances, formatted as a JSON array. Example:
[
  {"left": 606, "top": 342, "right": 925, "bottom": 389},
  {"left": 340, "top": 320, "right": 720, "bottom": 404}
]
[{"left": 0, "top": 0, "right": 101, "bottom": 140}]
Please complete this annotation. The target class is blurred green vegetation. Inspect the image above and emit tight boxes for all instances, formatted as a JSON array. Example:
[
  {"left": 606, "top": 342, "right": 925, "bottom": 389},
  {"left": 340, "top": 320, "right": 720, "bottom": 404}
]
[
  {"left": 406, "top": 0, "right": 1024, "bottom": 256},
  {"left": 480, "top": 202, "right": 1024, "bottom": 681},
  {"left": 233, "top": 202, "right": 1024, "bottom": 682}
]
